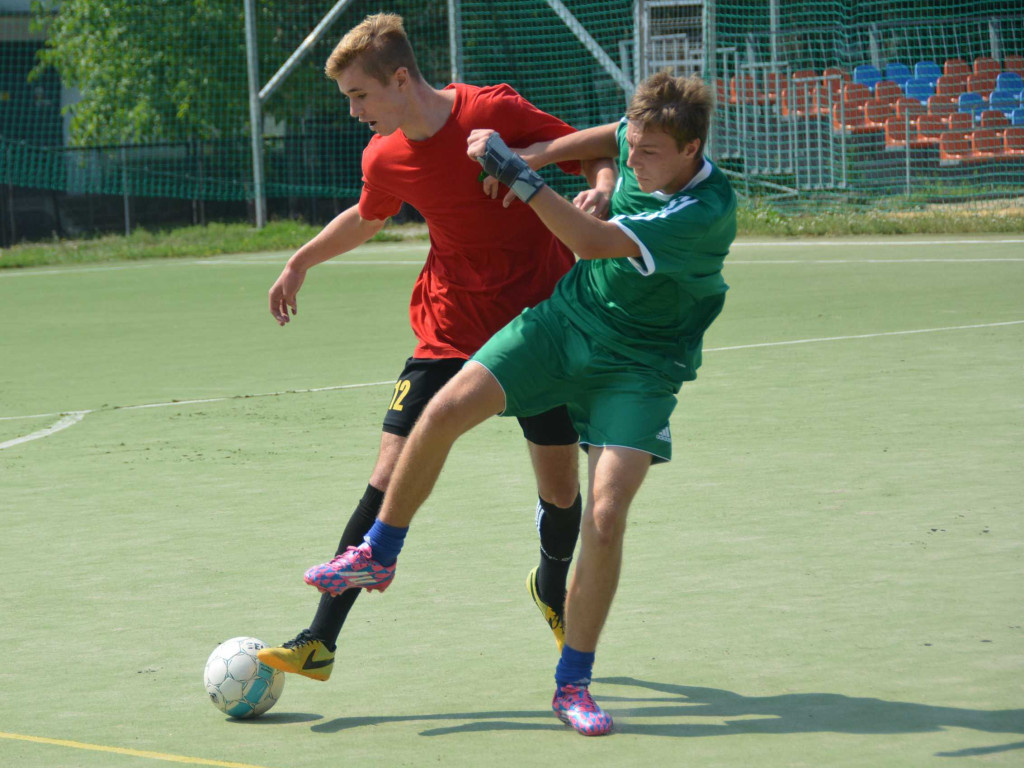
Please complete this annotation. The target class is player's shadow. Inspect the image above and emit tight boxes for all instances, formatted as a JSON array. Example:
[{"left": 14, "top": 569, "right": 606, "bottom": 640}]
[{"left": 311, "top": 676, "right": 1024, "bottom": 755}]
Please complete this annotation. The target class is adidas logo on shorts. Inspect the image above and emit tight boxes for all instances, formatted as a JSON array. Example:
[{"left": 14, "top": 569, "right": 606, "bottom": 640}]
[{"left": 655, "top": 426, "right": 672, "bottom": 443}]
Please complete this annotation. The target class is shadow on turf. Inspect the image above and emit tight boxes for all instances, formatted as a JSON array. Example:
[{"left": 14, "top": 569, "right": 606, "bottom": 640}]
[{"left": 308, "top": 675, "right": 1024, "bottom": 752}]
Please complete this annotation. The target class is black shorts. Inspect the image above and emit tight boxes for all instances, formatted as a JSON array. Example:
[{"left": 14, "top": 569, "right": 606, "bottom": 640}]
[{"left": 381, "top": 357, "right": 578, "bottom": 446}]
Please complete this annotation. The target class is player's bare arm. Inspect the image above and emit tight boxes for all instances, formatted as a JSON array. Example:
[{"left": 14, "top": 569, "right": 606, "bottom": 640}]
[
  {"left": 468, "top": 130, "right": 638, "bottom": 262},
  {"left": 515, "top": 123, "right": 620, "bottom": 169},
  {"left": 269, "top": 205, "right": 386, "bottom": 325}
]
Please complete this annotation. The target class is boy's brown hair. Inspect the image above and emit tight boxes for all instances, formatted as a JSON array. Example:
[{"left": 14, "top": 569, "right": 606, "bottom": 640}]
[
  {"left": 626, "top": 71, "right": 714, "bottom": 153},
  {"left": 325, "top": 13, "right": 421, "bottom": 84}
]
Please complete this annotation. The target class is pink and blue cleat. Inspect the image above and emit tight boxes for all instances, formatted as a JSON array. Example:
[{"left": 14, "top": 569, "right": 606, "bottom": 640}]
[
  {"left": 552, "top": 684, "right": 613, "bottom": 736},
  {"left": 303, "top": 542, "right": 396, "bottom": 595}
]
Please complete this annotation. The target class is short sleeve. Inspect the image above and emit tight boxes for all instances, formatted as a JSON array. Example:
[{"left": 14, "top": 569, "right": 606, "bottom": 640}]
[
  {"left": 481, "top": 85, "right": 582, "bottom": 176},
  {"left": 611, "top": 197, "right": 706, "bottom": 276},
  {"left": 358, "top": 177, "right": 403, "bottom": 221}
]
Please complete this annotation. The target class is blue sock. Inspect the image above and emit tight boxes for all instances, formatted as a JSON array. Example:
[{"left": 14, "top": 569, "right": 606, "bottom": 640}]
[
  {"left": 363, "top": 519, "right": 407, "bottom": 566},
  {"left": 555, "top": 644, "right": 595, "bottom": 689}
]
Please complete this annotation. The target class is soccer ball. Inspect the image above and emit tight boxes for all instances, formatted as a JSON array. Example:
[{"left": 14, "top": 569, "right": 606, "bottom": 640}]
[{"left": 203, "top": 637, "right": 284, "bottom": 718}]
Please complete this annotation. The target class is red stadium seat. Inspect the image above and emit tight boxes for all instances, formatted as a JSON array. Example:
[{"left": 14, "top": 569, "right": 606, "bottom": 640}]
[
  {"left": 780, "top": 83, "right": 825, "bottom": 117},
  {"left": 969, "top": 129, "right": 1002, "bottom": 159},
  {"left": 822, "top": 67, "right": 850, "bottom": 99},
  {"left": 915, "top": 113, "right": 947, "bottom": 144},
  {"left": 967, "top": 73, "right": 998, "bottom": 95},
  {"left": 947, "top": 111, "right": 973, "bottom": 132},
  {"left": 874, "top": 80, "right": 903, "bottom": 103},
  {"left": 884, "top": 115, "right": 929, "bottom": 149},
  {"left": 864, "top": 100, "right": 893, "bottom": 130},
  {"left": 936, "top": 74, "right": 967, "bottom": 96},
  {"left": 927, "top": 94, "right": 957, "bottom": 117},
  {"left": 1005, "top": 55, "right": 1024, "bottom": 77},
  {"left": 943, "top": 58, "right": 971, "bottom": 78},
  {"left": 939, "top": 131, "right": 971, "bottom": 162},
  {"left": 1004, "top": 126, "right": 1024, "bottom": 155},
  {"left": 833, "top": 101, "right": 868, "bottom": 133},
  {"left": 894, "top": 96, "right": 926, "bottom": 123},
  {"left": 973, "top": 56, "right": 1001, "bottom": 76},
  {"left": 979, "top": 110, "right": 1010, "bottom": 129}
]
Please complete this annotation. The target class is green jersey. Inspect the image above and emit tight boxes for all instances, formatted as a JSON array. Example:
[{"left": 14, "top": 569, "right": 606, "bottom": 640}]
[{"left": 550, "top": 118, "right": 736, "bottom": 382}]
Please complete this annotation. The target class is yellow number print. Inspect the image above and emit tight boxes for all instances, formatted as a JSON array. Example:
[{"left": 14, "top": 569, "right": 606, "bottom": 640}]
[{"left": 389, "top": 379, "right": 411, "bottom": 411}]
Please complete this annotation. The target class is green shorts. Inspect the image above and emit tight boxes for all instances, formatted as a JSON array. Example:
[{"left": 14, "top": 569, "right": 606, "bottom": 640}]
[{"left": 471, "top": 302, "right": 681, "bottom": 462}]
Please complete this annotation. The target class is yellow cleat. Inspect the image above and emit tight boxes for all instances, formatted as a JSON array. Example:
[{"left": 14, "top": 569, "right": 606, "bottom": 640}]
[
  {"left": 527, "top": 567, "right": 565, "bottom": 652},
  {"left": 257, "top": 630, "right": 334, "bottom": 681}
]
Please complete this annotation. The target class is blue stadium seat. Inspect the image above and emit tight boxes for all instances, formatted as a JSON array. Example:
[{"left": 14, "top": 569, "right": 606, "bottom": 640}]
[
  {"left": 958, "top": 91, "right": 986, "bottom": 120},
  {"left": 1012, "top": 107, "right": 1024, "bottom": 126},
  {"left": 854, "top": 64, "right": 882, "bottom": 91},
  {"left": 884, "top": 62, "right": 912, "bottom": 87},
  {"left": 914, "top": 60, "right": 942, "bottom": 85},
  {"left": 904, "top": 77, "right": 935, "bottom": 104},
  {"left": 996, "top": 71, "right": 1024, "bottom": 93},
  {"left": 988, "top": 90, "right": 1019, "bottom": 116}
]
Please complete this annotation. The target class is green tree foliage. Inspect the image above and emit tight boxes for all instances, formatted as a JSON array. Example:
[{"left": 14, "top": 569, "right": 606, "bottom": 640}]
[{"left": 29, "top": 0, "right": 449, "bottom": 147}]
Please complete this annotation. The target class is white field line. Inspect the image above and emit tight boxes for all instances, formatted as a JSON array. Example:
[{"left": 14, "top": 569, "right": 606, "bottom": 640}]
[
  {"left": 2, "top": 320, "right": 1022, "bottom": 450},
  {"left": 3, "top": 237, "right": 1024, "bottom": 278},
  {"left": 0, "top": 382, "right": 396, "bottom": 449},
  {"left": 0, "top": 411, "right": 89, "bottom": 449}
]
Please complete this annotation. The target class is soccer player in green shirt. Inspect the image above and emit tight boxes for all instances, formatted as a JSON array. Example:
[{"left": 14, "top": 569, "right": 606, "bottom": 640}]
[{"left": 304, "top": 72, "right": 736, "bottom": 736}]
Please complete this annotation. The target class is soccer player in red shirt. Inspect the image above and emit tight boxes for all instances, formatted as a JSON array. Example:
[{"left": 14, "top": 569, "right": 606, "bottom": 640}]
[{"left": 258, "top": 13, "right": 614, "bottom": 681}]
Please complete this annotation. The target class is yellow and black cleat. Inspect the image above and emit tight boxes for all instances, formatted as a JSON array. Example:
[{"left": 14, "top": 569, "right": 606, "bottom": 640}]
[
  {"left": 257, "top": 630, "right": 335, "bottom": 681},
  {"left": 527, "top": 567, "right": 566, "bottom": 652}
]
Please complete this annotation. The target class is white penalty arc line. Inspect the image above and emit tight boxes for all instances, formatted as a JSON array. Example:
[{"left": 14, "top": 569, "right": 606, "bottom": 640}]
[
  {"left": 0, "top": 411, "right": 89, "bottom": 449},
  {"left": 2, "top": 320, "right": 1022, "bottom": 449}
]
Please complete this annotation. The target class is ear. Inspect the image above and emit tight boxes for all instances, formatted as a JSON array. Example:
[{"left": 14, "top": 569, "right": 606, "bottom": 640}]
[
  {"left": 682, "top": 137, "right": 701, "bottom": 159},
  {"left": 392, "top": 66, "right": 410, "bottom": 89}
]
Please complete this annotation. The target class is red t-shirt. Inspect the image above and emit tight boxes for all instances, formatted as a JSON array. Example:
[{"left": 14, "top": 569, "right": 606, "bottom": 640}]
[{"left": 358, "top": 83, "right": 579, "bottom": 359}]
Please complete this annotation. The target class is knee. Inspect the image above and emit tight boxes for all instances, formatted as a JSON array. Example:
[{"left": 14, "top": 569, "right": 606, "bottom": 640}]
[{"left": 583, "top": 503, "right": 628, "bottom": 549}]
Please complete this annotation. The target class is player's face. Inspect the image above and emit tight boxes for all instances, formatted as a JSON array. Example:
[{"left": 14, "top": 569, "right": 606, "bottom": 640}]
[
  {"left": 624, "top": 121, "right": 700, "bottom": 195},
  {"left": 337, "top": 62, "right": 409, "bottom": 137}
]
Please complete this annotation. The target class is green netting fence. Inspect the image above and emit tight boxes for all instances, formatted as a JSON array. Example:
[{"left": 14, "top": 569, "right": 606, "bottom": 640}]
[{"left": 1, "top": 1, "right": 1022, "bottom": 243}]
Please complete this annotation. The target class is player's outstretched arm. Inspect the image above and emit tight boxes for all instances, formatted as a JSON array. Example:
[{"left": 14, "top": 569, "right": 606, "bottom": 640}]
[
  {"left": 517, "top": 123, "right": 620, "bottom": 170},
  {"left": 469, "top": 130, "right": 637, "bottom": 262},
  {"left": 269, "top": 205, "right": 386, "bottom": 326}
]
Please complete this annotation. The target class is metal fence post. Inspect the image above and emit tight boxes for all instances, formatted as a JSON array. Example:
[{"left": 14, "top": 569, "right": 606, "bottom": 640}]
[{"left": 244, "top": 0, "right": 267, "bottom": 229}]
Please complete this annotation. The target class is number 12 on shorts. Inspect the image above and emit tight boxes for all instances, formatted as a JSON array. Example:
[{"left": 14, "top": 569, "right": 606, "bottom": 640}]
[{"left": 389, "top": 379, "right": 411, "bottom": 411}]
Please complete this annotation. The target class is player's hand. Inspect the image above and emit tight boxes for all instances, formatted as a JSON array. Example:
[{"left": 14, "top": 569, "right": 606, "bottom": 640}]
[
  {"left": 573, "top": 188, "right": 611, "bottom": 219},
  {"left": 269, "top": 264, "right": 306, "bottom": 326},
  {"left": 481, "top": 174, "right": 502, "bottom": 199}
]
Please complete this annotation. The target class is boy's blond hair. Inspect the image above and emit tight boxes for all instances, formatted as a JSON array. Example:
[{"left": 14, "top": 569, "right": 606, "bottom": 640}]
[
  {"left": 627, "top": 71, "right": 714, "bottom": 153},
  {"left": 325, "top": 13, "right": 421, "bottom": 84}
]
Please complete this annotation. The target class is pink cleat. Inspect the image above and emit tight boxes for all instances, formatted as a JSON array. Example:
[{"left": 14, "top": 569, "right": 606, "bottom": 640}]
[
  {"left": 552, "top": 684, "right": 613, "bottom": 736},
  {"left": 303, "top": 542, "right": 396, "bottom": 595}
]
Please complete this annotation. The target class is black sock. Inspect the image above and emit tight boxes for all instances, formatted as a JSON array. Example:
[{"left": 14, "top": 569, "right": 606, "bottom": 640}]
[
  {"left": 535, "top": 493, "right": 582, "bottom": 614},
  {"left": 307, "top": 484, "right": 385, "bottom": 648}
]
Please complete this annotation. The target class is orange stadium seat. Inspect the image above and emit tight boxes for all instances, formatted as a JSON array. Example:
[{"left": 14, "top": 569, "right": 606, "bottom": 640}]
[{"left": 1005, "top": 55, "right": 1024, "bottom": 77}]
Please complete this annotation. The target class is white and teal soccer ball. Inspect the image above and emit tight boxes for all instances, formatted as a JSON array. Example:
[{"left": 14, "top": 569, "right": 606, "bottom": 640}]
[{"left": 203, "top": 636, "right": 284, "bottom": 718}]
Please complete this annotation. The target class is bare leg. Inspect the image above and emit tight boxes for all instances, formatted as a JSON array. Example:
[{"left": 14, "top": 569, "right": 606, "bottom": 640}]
[
  {"left": 528, "top": 442, "right": 580, "bottom": 509},
  {"left": 563, "top": 446, "right": 651, "bottom": 653},
  {"left": 378, "top": 362, "right": 506, "bottom": 528}
]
